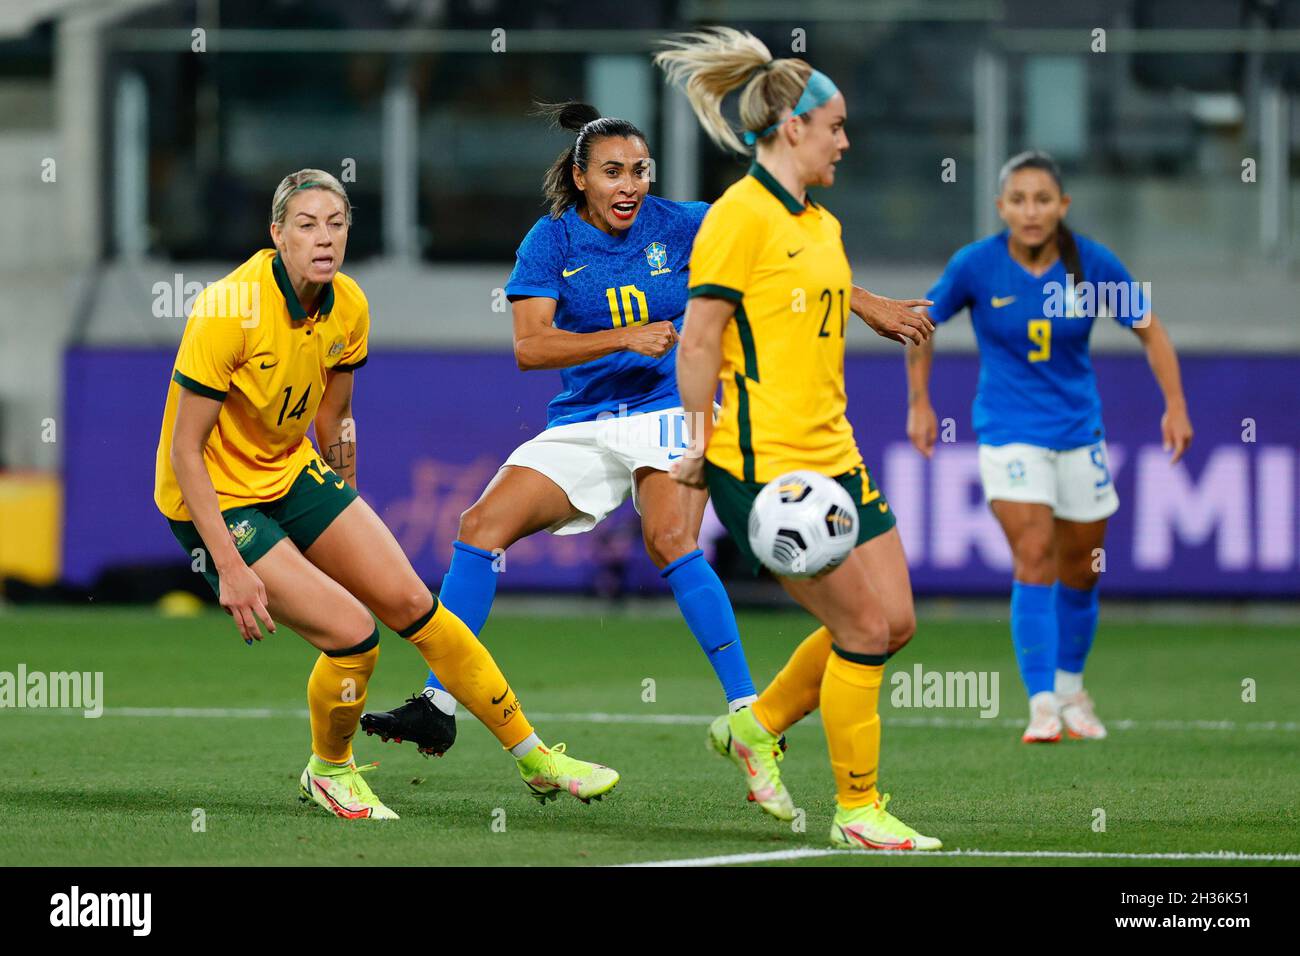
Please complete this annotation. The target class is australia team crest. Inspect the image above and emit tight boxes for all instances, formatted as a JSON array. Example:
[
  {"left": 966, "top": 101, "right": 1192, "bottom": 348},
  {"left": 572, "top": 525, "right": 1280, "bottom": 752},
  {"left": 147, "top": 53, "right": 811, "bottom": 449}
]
[{"left": 228, "top": 519, "right": 257, "bottom": 550}]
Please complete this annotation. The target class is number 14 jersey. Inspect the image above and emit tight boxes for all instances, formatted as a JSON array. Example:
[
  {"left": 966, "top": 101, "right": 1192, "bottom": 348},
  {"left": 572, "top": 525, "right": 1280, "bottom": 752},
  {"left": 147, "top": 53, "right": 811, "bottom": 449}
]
[{"left": 154, "top": 249, "right": 369, "bottom": 521}]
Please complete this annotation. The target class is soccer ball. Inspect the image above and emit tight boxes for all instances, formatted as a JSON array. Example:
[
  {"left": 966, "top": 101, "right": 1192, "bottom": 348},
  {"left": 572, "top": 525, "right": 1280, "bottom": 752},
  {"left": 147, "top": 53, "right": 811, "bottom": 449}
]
[{"left": 747, "top": 470, "right": 858, "bottom": 578}]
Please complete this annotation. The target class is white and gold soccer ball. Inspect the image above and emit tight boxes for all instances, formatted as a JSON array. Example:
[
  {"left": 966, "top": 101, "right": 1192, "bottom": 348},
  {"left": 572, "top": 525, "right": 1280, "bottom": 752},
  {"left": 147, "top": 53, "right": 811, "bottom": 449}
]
[{"left": 747, "top": 470, "right": 858, "bottom": 578}]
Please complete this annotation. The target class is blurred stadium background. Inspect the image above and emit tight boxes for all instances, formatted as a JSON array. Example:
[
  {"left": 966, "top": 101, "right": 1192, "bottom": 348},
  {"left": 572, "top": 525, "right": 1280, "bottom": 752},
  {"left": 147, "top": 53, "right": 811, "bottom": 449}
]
[{"left": 2, "top": 0, "right": 1299, "bottom": 607}]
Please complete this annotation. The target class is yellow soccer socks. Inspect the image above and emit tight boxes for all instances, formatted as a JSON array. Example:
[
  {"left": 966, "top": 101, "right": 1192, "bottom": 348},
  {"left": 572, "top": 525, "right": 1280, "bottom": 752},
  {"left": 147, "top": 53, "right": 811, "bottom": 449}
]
[
  {"left": 752, "top": 626, "right": 833, "bottom": 735},
  {"left": 399, "top": 598, "right": 535, "bottom": 752},
  {"left": 307, "top": 629, "right": 380, "bottom": 765},
  {"left": 820, "top": 647, "right": 886, "bottom": 809}
]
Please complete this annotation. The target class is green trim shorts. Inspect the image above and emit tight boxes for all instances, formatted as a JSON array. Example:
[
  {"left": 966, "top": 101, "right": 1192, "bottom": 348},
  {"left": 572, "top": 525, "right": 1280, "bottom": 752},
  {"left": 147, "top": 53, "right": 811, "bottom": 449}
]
[
  {"left": 167, "top": 457, "right": 358, "bottom": 595},
  {"left": 706, "top": 460, "right": 897, "bottom": 575}
]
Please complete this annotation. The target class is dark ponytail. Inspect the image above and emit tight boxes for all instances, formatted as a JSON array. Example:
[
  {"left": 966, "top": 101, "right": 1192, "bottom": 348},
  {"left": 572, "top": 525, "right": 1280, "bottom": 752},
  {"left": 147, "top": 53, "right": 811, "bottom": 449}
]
[
  {"left": 533, "top": 101, "right": 648, "bottom": 218},
  {"left": 997, "top": 149, "right": 1084, "bottom": 286},
  {"left": 1054, "top": 221, "right": 1084, "bottom": 289}
]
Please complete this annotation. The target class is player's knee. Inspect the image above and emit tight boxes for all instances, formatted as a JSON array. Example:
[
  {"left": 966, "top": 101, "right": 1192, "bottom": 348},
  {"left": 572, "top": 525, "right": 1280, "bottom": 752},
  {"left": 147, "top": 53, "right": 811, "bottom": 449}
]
[
  {"left": 643, "top": 524, "right": 696, "bottom": 569},
  {"left": 318, "top": 605, "right": 377, "bottom": 655},
  {"left": 367, "top": 579, "right": 434, "bottom": 634},
  {"left": 387, "top": 590, "right": 435, "bottom": 634},
  {"left": 1013, "top": 538, "right": 1055, "bottom": 584},
  {"left": 452, "top": 509, "right": 483, "bottom": 546},
  {"left": 888, "top": 611, "right": 917, "bottom": 654},
  {"left": 837, "top": 611, "right": 890, "bottom": 656},
  {"left": 457, "top": 502, "right": 511, "bottom": 551}
]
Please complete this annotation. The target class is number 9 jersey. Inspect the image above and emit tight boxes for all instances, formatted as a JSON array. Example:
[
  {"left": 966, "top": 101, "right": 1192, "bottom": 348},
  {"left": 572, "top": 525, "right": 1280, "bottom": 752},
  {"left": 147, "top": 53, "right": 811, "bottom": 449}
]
[
  {"left": 153, "top": 249, "right": 370, "bottom": 521},
  {"left": 924, "top": 230, "right": 1148, "bottom": 450}
]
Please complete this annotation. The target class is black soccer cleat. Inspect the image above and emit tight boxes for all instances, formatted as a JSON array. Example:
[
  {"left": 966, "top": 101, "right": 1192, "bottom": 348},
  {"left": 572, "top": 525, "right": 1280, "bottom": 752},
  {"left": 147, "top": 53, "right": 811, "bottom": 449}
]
[{"left": 360, "top": 693, "right": 457, "bottom": 757}]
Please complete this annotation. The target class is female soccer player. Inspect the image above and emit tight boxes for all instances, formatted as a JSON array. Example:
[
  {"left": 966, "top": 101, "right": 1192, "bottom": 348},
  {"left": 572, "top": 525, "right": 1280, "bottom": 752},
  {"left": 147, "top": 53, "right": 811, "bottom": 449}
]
[
  {"left": 907, "top": 150, "right": 1193, "bottom": 742},
  {"left": 657, "top": 27, "right": 941, "bottom": 852},
  {"left": 362, "top": 104, "right": 930, "bottom": 754},
  {"left": 154, "top": 169, "right": 618, "bottom": 820}
]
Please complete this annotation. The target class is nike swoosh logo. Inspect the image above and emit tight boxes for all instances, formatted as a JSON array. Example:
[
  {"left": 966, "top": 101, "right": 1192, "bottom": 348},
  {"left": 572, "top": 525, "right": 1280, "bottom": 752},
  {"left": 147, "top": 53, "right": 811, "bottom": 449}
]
[
  {"left": 667, "top": 452, "right": 683, "bottom": 460},
  {"left": 786, "top": 248, "right": 803, "bottom": 258},
  {"left": 991, "top": 295, "right": 1016, "bottom": 308},
  {"left": 562, "top": 265, "right": 588, "bottom": 277},
  {"left": 260, "top": 360, "right": 278, "bottom": 369},
  {"left": 878, "top": 502, "right": 889, "bottom": 513},
  {"left": 313, "top": 778, "right": 371, "bottom": 819},
  {"left": 491, "top": 688, "right": 510, "bottom": 705},
  {"left": 848, "top": 769, "right": 875, "bottom": 778}
]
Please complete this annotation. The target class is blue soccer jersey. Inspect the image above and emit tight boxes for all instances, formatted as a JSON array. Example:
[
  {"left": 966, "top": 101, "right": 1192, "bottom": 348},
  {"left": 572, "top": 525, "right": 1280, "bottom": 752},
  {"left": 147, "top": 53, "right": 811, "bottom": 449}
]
[
  {"left": 926, "top": 230, "right": 1149, "bottom": 449},
  {"left": 505, "top": 194, "right": 710, "bottom": 428}
]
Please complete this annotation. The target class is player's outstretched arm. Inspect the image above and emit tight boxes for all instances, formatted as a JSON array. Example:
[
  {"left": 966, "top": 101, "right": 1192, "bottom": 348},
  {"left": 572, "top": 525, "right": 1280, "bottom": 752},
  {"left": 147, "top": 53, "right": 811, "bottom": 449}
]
[
  {"left": 170, "top": 388, "right": 276, "bottom": 643},
  {"left": 511, "top": 295, "right": 673, "bottom": 370},
  {"left": 1131, "top": 311, "right": 1193, "bottom": 463},
  {"left": 849, "top": 285, "right": 934, "bottom": 345},
  {"left": 316, "top": 369, "right": 357, "bottom": 488}
]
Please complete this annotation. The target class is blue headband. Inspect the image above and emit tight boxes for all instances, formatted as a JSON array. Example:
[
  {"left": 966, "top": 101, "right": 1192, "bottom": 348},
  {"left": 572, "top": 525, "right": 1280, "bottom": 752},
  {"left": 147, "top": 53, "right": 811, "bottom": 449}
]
[{"left": 743, "top": 69, "right": 840, "bottom": 146}]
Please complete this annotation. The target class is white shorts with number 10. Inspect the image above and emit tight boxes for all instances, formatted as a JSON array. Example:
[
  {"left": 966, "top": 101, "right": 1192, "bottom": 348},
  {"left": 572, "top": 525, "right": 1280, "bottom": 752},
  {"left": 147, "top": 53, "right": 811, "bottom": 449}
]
[
  {"left": 502, "top": 406, "right": 695, "bottom": 536},
  {"left": 977, "top": 441, "right": 1119, "bottom": 523}
]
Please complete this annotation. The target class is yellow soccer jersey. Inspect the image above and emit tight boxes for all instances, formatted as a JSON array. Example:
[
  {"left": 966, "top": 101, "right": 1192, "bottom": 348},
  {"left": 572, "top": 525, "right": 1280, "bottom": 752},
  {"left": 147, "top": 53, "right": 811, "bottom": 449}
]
[
  {"left": 688, "top": 162, "right": 862, "bottom": 483},
  {"left": 154, "top": 249, "right": 369, "bottom": 521}
]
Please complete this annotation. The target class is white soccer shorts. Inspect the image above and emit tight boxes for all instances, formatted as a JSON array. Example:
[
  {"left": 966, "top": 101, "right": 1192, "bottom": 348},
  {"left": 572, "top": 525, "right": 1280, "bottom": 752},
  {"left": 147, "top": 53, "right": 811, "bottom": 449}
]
[
  {"left": 977, "top": 441, "right": 1120, "bottom": 523},
  {"left": 502, "top": 406, "right": 696, "bottom": 535}
]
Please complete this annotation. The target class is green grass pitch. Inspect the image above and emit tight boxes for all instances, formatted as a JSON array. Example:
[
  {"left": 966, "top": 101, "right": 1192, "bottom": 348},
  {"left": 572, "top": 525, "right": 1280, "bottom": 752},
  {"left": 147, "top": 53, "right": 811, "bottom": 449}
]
[{"left": 1, "top": 605, "right": 1297, "bottom": 866}]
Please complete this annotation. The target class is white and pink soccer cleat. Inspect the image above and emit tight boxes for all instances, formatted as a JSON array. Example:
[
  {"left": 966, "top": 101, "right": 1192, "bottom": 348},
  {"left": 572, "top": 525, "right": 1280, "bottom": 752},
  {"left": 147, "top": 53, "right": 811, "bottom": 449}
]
[
  {"left": 1021, "top": 691, "right": 1062, "bottom": 743},
  {"left": 1060, "top": 689, "right": 1108, "bottom": 740}
]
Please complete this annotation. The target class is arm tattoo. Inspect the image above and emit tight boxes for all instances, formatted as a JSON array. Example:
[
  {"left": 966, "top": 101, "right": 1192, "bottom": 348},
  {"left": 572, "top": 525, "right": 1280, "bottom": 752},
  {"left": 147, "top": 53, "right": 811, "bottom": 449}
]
[{"left": 323, "top": 435, "right": 356, "bottom": 482}]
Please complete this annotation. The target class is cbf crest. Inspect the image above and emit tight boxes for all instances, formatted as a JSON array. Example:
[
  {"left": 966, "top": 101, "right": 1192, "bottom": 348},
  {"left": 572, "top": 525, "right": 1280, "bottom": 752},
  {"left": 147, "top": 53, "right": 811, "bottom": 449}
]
[{"left": 645, "top": 241, "right": 671, "bottom": 276}]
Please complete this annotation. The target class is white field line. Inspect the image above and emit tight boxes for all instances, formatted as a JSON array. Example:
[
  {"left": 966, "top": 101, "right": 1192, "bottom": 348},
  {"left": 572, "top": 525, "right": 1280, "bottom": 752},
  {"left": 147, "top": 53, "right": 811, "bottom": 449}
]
[
  {"left": 6, "top": 707, "right": 1298, "bottom": 734},
  {"left": 8, "top": 704, "right": 1297, "bottom": 866},
  {"left": 619, "top": 848, "right": 1300, "bottom": 867}
]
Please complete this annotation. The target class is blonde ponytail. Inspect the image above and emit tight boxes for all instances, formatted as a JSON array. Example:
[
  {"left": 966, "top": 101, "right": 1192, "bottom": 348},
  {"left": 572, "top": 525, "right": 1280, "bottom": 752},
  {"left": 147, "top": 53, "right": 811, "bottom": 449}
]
[{"left": 654, "top": 27, "right": 813, "bottom": 155}]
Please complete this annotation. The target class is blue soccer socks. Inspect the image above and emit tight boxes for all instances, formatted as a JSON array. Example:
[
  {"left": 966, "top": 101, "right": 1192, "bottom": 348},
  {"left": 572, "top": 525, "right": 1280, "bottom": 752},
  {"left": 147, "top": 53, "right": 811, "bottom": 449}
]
[
  {"left": 1010, "top": 581, "right": 1057, "bottom": 698},
  {"left": 662, "top": 549, "right": 757, "bottom": 706}
]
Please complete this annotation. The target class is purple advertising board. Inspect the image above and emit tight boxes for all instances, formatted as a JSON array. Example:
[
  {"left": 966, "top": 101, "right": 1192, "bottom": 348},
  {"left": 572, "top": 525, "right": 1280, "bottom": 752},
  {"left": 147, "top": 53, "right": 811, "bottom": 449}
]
[{"left": 62, "top": 348, "right": 1300, "bottom": 597}]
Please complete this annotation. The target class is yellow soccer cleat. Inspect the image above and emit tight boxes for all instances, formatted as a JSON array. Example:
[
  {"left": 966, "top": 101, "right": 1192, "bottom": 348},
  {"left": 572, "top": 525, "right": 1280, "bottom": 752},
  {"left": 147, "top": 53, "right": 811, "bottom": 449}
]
[
  {"left": 517, "top": 743, "right": 619, "bottom": 805},
  {"left": 708, "top": 708, "right": 795, "bottom": 821},
  {"left": 830, "top": 793, "right": 941, "bottom": 851},
  {"left": 298, "top": 755, "right": 398, "bottom": 820}
]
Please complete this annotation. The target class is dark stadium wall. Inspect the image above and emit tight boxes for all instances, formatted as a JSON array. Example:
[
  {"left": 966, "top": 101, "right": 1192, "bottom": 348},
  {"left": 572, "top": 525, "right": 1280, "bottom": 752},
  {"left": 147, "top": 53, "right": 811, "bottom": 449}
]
[{"left": 61, "top": 348, "right": 1300, "bottom": 598}]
